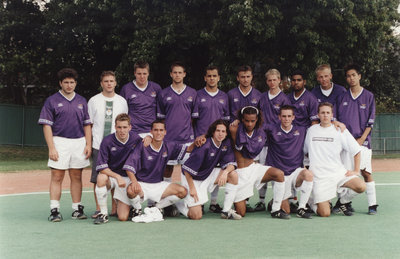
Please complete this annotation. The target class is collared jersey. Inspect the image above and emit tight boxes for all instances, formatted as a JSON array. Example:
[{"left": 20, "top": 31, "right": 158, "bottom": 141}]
[
  {"left": 227, "top": 86, "right": 261, "bottom": 122},
  {"left": 288, "top": 89, "right": 319, "bottom": 127}
]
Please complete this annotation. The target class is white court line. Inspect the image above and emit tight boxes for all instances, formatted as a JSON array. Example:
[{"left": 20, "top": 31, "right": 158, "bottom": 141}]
[{"left": 1, "top": 183, "right": 400, "bottom": 197}]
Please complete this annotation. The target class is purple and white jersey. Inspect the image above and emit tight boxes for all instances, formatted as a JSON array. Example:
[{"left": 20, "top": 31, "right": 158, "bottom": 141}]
[
  {"left": 38, "top": 91, "right": 91, "bottom": 138},
  {"left": 288, "top": 89, "right": 319, "bottom": 127},
  {"left": 157, "top": 85, "right": 197, "bottom": 143},
  {"left": 235, "top": 123, "right": 266, "bottom": 159},
  {"left": 265, "top": 123, "right": 306, "bottom": 175},
  {"left": 192, "top": 88, "right": 230, "bottom": 137},
  {"left": 336, "top": 88, "right": 375, "bottom": 148},
  {"left": 182, "top": 138, "right": 236, "bottom": 181},
  {"left": 96, "top": 131, "right": 142, "bottom": 176},
  {"left": 259, "top": 91, "right": 291, "bottom": 126},
  {"left": 227, "top": 86, "right": 261, "bottom": 122},
  {"left": 120, "top": 81, "right": 161, "bottom": 134},
  {"left": 123, "top": 141, "right": 187, "bottom": 183},
  {"left": 311, "top": 83, "right": 346, "bottom": 118}
]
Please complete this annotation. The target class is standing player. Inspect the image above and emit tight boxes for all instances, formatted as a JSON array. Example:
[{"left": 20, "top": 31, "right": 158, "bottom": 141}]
[
  {"left": 288, "top": 70, "right": 319, "bottom": 127},
  {"left": 311, "top": 64, "right": 346, "bottom": 116},
  {"left": 304, "top": 103, "right": 366, "bottom": 217},
  {"left": 38, "top": 68, "right": 91, "bottom": 222},
  {"left": 120, "top": 61, "right": 162, "bottom": 136},
  {"left": 94, "top": 114, "right": 147, "bottom": 224},
  {"left": 179, "top": 120, "right": 241, "bottom": 220},
  {"left": 123, "top": 120, "right": 189, "bottom": 222},
  {"left": 192, "top": 66, "right": 229, "bottom": 213},
  {"left": 230, "top": 106, "right": 288, "bottom": 219},
  {"left": 265, "top": 105, "right": 313, "bottom": 218},
  {"left": 256, "top": 69, "right": 291, "bottom": 212},
  {"left": 88, "top": 71, "right": 128, "bottom": 219},
  {"left": 336, "top": 64, "right": 378, "bottom": 214}
]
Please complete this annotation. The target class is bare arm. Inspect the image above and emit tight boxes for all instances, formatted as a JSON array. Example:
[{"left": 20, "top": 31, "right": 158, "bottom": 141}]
[
  {"left": 83, "top": 124, "right": 92, "bottom": 159},
  {"left": 184, "top": 171, "right": 198, "bottom": 202},
  {"left": 217, "top": 164, "right": 235, "bottom": 186},
  {"left": 100, "top": 168, "right": 126, "bottom": 187},
  {"left": 126, "top": 170, "right": 142, "bottom": 195},
  {"left": 346, "top": 152, "right": 361, "bottom": 176},
  {"left": 357, "top": 127, "right": 372, "bottom": 146},
  {"left": 43, "top": 125, "right": 58, "bottom": 161}
]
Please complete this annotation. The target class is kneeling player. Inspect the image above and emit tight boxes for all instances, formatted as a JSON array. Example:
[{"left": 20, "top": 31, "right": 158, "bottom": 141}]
[
  {"left": 230, "top": 106, "right": 288, "bottom": 219},
  {"left": 124, "top": 120, "right": 189, "bottom": 222},
  {"left": 94, "top": 114, "right": 150, "bottom": 224},
  {"left": 179, "top": 119, "right": 240, "bottom": 220},
  {"left": 304, "top": 103, "right": 366, "bottom": 217}
]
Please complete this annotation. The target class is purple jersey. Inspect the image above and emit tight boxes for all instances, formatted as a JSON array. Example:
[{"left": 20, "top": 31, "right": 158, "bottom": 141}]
[
  {"left": 182, "top": 138, "right": 236, "bottom": 181},
  {"left": 259, "top": 91, "right": 291, "bottom": 126},
  {"left": 123, "top": 141, "right": 187, "bottom": 183},
  {"left": 38, "top": 92, "right": 91, "bottom": 138},
  {"left": 235, "top": 123, "right": 266, "bottom": 159},
  {"left": 336, "top": 88, "right": 375, "bottom": 148},
  {"left": 96, "top": 131, "right": 142, "bottom": 176},
  {"left": 157, "top": 85, "right": 197, "bottom": 143},
  {"left": 265, "top": 124, "right": 306, "bottom": 175},
  {"left": 120, "top": 81, "right": 161, "bottom": 134},
  {"left": 288, "top": 89, "right": 319, "bottom": 127},
  {"left": 227, "top": 86, "right": 261, "bottom": 122},
  {"left": 311, "top": 83, "right": 346, "bottom": 118},
  {"left": 192, "top": 89, "right": 230, "bottom": 137}
]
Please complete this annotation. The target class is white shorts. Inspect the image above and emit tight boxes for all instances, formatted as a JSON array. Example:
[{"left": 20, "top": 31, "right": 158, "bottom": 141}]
[
  {"left": 312, "top": 174, "right": 358, "bottom": 204},
  {"left": 283, "top": 168, "right": 304, "bottom": 200},
  {"left": 112, "top": 177, "right": 131, "bottom": 205},
  {"left": 139, "top": 181, "right": 171, "bottom": 203},
  {"left": 181, "top": 168, "right": 220, "bottom": 207},
  {"left": 48, "top": 136, "right": 90, "bottom": 170},
  {"left": 341, "top": 146, "right": 372, "bottom": 173},
  {"left": 167, "top": 142, "right": 192, "bottom": 165},
  {"left": 234, "top": 163, "right": 269, "bottom": 202},
  {"left": 255, "top": 146, "right": 268, "bottom": 165}
]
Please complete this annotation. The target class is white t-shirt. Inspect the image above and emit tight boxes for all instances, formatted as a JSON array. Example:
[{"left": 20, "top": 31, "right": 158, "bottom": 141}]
[
  {"left": 303, "top": 124, "right": 360, "bottom": 180},
  {"left": 88, "top": 93, "right": 128, "bottom": 149}
]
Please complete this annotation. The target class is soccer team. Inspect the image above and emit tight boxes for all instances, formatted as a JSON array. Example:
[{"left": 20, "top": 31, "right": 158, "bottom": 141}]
[{"left": 38, "top": 62, "right": 378, "bottom": 223}]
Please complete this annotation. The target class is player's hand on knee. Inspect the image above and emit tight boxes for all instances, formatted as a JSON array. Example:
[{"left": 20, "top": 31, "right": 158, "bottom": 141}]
[
  {"left": 190, "top": 188, "right": 199, "bottom": 202},
  {"left": 133, "top": 182, "right": 142, "bottom": 194},
  {"left": 217, "top": 171, "right": 228, "bottom": 186},
  {"left": 49, "top": 147, "right": 59, "bottom": 161}
]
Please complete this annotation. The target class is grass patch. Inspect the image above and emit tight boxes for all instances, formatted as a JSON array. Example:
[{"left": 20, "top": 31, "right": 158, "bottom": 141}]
[{"left": 0, "top": 145, "right": 48, "bottom": 171}]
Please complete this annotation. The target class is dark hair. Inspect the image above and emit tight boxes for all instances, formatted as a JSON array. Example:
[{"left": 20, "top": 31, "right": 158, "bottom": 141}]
[
  {"left": 151, "top": 119, "right": 166, "bottom": 130},
  {"left": 205, "top": 119, "right": 230, "bottom": 139},
  {"left": 237, "top": 65, "right": 252, "bottom": 75},
  {"left": 291, "top": 69, "right": 305, "bottom": 79},
  {"left": 115, "top": 113, "right": 131, "bottom": 125},
  {"left": 318, "top": 102, "right": 333, "bottom": 113},
  {"left": 100, "top": 71, "right": 115, "bottom": 81},
  {"left": 134, "top": 61, "right": 150, "bottom": 73},
  {"left": 280, "top": 105, "right": 295, "bottom": 115},
  {"left": 57, "top": 68, "right": 78, "bottom": 82},
  {"left": 344, "top": 63, "right": 361, "bottom": 75},
  {"left": 204, "top": 65, "right": 219, "bottom": 76},
  {"left": 237, "top": 106, "right": 263, "bottom": 129},
  {"left": 170, "top": 61, "right": 186, "bottom": 72}
]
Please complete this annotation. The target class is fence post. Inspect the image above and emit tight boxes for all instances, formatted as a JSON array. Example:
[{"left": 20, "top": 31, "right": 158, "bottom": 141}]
[
  {"left": 383, "top": 138, "right": 386, "bottom": 155},
  {"left": 21, "top": 105, "right": 25, "bottom": 148}
]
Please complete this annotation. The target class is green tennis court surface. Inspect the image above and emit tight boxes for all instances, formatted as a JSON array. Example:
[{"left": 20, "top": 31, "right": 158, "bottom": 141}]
[{"left": 1, "top": 172, "right": 400, "bottom": 258}]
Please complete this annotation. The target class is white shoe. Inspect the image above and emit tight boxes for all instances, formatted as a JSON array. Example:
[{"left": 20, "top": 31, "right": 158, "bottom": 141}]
[
  {"left": 151, "top": 207, "right": 164, "bottom": 222},
  {"left": 132, "top": 207, "right": 163, "bottom": 223},
  {"left": 221, "top": 209, "right": 242, "bottom": 220}
]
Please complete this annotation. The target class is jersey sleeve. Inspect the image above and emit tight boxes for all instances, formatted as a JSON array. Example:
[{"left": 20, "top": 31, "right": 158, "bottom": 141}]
[
  {"left": 219, "top": 144, "right": 237, "bottom": 169},
  {"left": 82, "top": 100, "right": 92, "bottom": 125},
  {"left": 122, "top": 143, "right": 142, "bottom": 174},
  {"left": 156, "top": 92, "right": 166, "bottom": 119},
  {"left": 182, "top": 145, "right": 207, "bottom": 176},
  {"left": 308, "top": 94, "right": 319, "bottom": 122},
  {"left": 96, "top": 141, "right": 110, "bottom": 172},
  {"left": 38, "top": 98, "right": 55, "bottom": 126},
  {"left": 169, "top": 142, "right": 188, "bottom": 162},
  {"left": 367, "top": 94, "right": 375, "bottom": 128},
  {"left": 192, "top": 94, "right": 200, "bottom": 119}
]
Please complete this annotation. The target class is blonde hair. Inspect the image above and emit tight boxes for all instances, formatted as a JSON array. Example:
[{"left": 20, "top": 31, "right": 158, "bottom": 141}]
[
  {"left": 315, "top": 64, "right": 331, "bottom": 75},
  {"left": 265, "top": 69, "right": 281, "bottom": 80}
]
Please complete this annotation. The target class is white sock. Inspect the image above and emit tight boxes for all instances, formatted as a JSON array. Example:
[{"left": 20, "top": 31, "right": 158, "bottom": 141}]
[
  {"left": 258, "top": 184, "right": 267, "bottom": 203},
  {"left": 210, "top": 186, "right": 219, "bottom": 205},
  {"left": 271, "top": 181, "right": 285, "bottom": 212},
  {"left": 366, "top": 181, "right": 377, "bottom": 206},
  {"left": 50, "top": 200, "right": 60, "bottom": 210},
  {"left": 298, "top": 181, "right": 313, "bottom": 209},
  {"left": 339, "top": 188, "right": 358, "bottom": 204},
  {"left": 223, "top": 183, "right": 238, "bottom": 212},
  {"left": 175, "top": 200, "right": 188, "bottom": 217},
  {"left": 129, "top": 196, "right": 141, "bottom": 210},
  {"left": 95, "top": 186, "right": 108, "bottom": 215},
  {"left": 72, "top": 202, "right": 81, "bottom": 211},
  {"left": 307, "top": 196, "right": 317, "bottom": 213},
  {"left": 156, "top": 195, "right": 180, "bottom": 209}
]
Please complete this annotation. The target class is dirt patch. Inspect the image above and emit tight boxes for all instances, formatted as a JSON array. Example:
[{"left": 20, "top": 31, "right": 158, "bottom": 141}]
[{"left": 0, "top": 159, "right": 399, "bottom": 195}]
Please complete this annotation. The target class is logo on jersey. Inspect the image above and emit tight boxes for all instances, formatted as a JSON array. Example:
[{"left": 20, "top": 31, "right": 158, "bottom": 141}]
[
  {"left": 257, "top": 136, "right": 263, "bottom": 142},
  {"left": 147, "top": 156, "right": 153, "bottom": 161},
  {"left": 317, "top": 98, "right": 321, "bottom": 102},
  {"left": 274, "top": 104, "right": 280, "bottom": 110},
  {"left": 57, "top": 103, "right": 63, "bottom": 107},
  {"left": 111, "top": 147, "right": 117, "bottom": 151},
  {"left": 251, "top": 98, "right": 258, "bottom": 104},
  {"left": 187, "top": 96, "right": 193, "bottom": 102},
  {"left": 166, "top": 96, "right": 172, "bottom": 101},
  {"left": 277, "top": 132, "right": 282, "bottom": 136},
  {"left": 360, "top": 104, "right": 367, "bottom": 109},
  {"left": 77, "top": 104, "right": 83, "bottom": 109},
  {"left": 151, "top": 92, "right": 156, "bottom": 97},
  {"left": 162, "top": 151, "right": 168, "bottom": 158},
  {"left": 293, "top": 130, "right": 300, "bottom": 136},
  {"left": 131, "top": 94, "right": 137, "bottom": 99},
  {"left": 219, "top": 99, "right": 225, "bottom": 104},
  {"left": 190, "top": 135, "right": 194, "bottom": 140},
  {"left": 343, "top": 102, "right": 348, "bottom": 106},
  {"left": 234, "top": 98, "right": 239, "bottom": 103},
  {"left": 299, "top": 101, "right": 305, "bottom": 106},
  {"left": 221, "top": 145, "right": 228, "bottom": 152},
  {"left": 210, "top": 152, "right": 215, "bottom": 157},
  {"left": 201, "top": 98, "right": 206, "bottom": 103}
]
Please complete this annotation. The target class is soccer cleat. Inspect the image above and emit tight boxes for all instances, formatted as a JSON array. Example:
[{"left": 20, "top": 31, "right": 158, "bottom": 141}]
[
  {"left": 71, "top": 204, "right": 87, "bottom": 219},
  {"left": 48, "top": 208, "right": 63, "bottom": 222},
  {"left": 254, "top": 201, "right": 266, "bottom": 212},
  {"left": 332, "top": 200, "right": 353, "bottom": 216},
  {"left": 128, "top": 207, "right": 142, "bottom": 220},
  {"left": 163, "top": 204, "right": 179, "bottom": 217},
  {"left": 93, "top": 214, "right": 109, "bottom": 224},
  {"left": 267, "top": 199, "right": 273, "bottom": 212},
  {"left": 91, "top": 210, "right": 101, "bottom": 219},
  {"left": 150, "top": 207, "right": 164, "bottom": 222},
  {"left": 221, "top": 209, "right": 242, "bottom": 220},
  {"left": 348, "top": 201, "right": 355, "bottom": 212},
  {"left": 368, "top": 205, "right": 378, "bottom": 215},
  {"left": 132, "top": 207, "right": 164, "bottom": 223},
  {"left": 209, "top": 203, "right": 223, "bottom": 213},
  {"left": 271, "top": 209, "right": 290, "bottom": 219},
  {"left": 246, "top": 204, "right": 255, "bottom": 213},
  {"left": 289, "top": 201, "right": 299, "bottom": 213},
  {"left": 296, "top": 208, "right": 312, "bottom": 219}
]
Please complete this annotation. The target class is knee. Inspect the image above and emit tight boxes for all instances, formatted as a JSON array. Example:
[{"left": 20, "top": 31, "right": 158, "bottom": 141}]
[
  {"left": 118, "top": 214, "right": 129, "bottom": 222},
  {"left": 126, "top": 184, "right": 135, "bottom": 199},
  {"left": 304, "top": 170, "right": 313, "bottom": 181},
  {"left": 228, "top": 171, "right": 238, "bottom": 185},
  {"left": 317, "top": 210, "right": 331, "bottom": 217},
  {"left": 96, "top": 174, "right": 108, "bottom": 186},
  {"left": 178, "top": 186, "right": 187, "bottom": 198},
  {"left": 234, "top": 203, "right": 246, "bottom": 217},
  {"left": 355, "top": 182, "right": 366, "bottom": 193},
  {"left": 272, "top": 168, "right": 284, "bottom": 182},
  {"left": 188, "top": 210, "right": 202, "bottom": 220}
]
